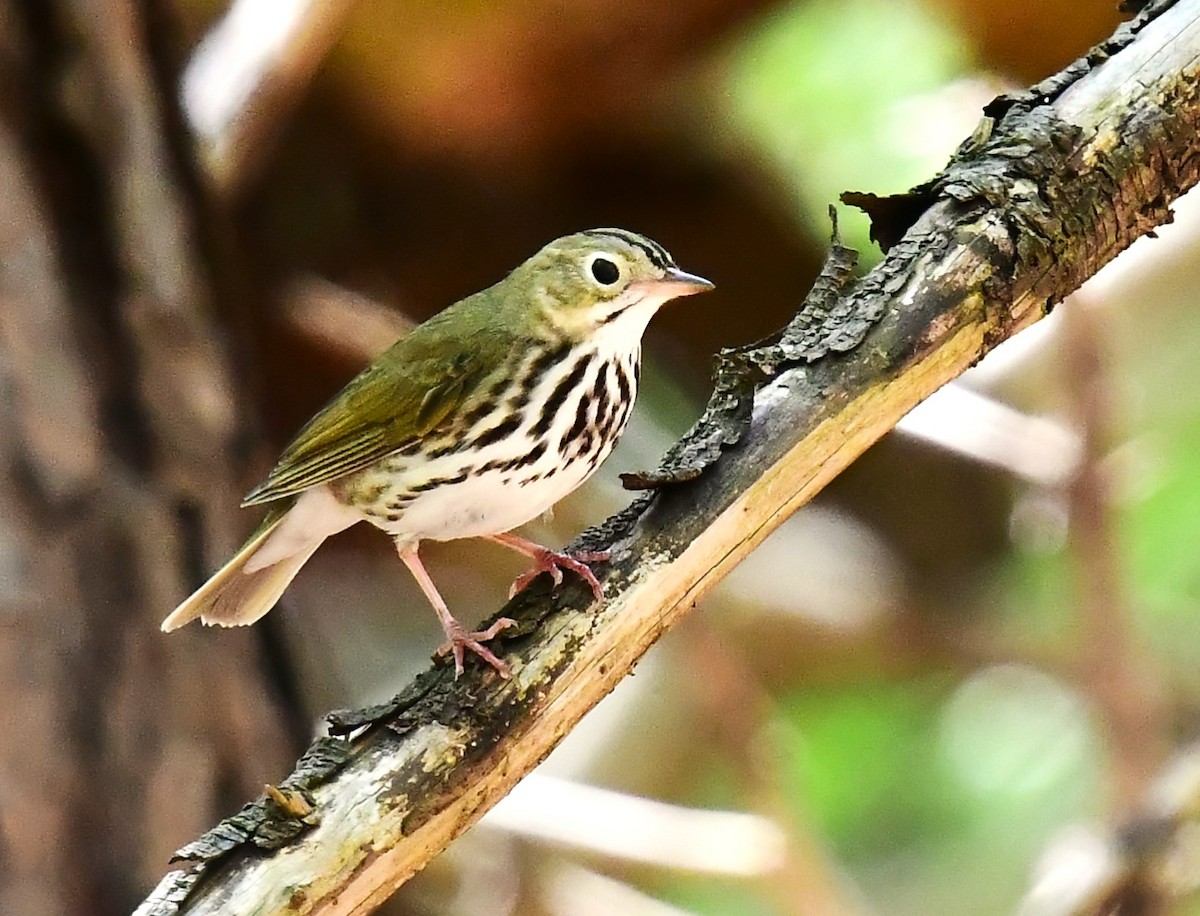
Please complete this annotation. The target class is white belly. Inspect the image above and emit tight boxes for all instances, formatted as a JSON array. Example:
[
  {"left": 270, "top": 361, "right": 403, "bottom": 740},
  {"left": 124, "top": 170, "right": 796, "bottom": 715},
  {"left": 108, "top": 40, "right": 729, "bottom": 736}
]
[{"left": 388, "top": 450, "right": 600, "bottom": 542}]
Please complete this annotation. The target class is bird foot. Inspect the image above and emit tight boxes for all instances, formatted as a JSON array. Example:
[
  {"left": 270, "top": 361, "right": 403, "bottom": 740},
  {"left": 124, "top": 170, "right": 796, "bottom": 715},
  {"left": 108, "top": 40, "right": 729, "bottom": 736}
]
[
  {"left": 436, "top": 616, "right": 517, "bottom": 679},
  {"left": 509, "top": 548, "right": 609, "bottom": 600}
]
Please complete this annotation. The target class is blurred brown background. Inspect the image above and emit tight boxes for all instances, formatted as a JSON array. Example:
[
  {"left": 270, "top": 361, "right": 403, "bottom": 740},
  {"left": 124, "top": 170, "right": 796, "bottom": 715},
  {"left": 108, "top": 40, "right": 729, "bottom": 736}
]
[{"left": 9, "top": 1, "right": 1200, "bottom": 915}]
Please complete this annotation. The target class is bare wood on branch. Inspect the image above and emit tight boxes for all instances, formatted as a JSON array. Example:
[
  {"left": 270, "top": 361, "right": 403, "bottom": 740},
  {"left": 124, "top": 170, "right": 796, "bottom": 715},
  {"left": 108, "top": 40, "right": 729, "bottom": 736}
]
[{"left": 136, "top": 1, "right": 1200, "bottom": 913}]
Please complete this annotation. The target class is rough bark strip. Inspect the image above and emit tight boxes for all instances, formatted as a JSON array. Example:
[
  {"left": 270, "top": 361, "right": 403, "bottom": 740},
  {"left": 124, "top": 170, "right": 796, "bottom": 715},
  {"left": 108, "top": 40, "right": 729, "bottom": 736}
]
[
  {"left": 136, "top": 0, "right": 1200, "bottom": 913},
  {"left": 619, "top": 208, "right": 861, "bottom": 491}
]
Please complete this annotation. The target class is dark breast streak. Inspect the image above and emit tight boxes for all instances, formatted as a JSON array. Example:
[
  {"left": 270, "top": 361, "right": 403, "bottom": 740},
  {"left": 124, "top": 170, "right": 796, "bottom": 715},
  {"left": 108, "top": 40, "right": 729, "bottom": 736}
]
[
  {"left": 554, "top": 353, "right": 637, "bottom": 472},
  {"left": 349, "top": 346, "right": 639, "bottom": 523}
]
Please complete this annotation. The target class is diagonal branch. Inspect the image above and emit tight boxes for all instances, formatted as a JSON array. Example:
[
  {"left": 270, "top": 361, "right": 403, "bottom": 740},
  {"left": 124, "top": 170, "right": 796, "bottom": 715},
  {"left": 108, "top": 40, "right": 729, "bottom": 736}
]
[{"left": 137, "top": 1, "right": 1200, "bottom": 913}]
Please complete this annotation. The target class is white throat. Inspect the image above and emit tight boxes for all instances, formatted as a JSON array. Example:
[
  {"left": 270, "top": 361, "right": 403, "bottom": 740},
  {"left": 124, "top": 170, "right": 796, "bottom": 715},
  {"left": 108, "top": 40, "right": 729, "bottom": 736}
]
[{"left": 590, "top": 290, "right": 669, "bottom": 356}]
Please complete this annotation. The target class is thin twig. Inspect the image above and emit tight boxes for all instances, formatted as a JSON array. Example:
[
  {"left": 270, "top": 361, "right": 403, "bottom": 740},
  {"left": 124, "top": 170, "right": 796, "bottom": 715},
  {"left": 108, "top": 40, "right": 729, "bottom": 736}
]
[{"left": 1061, "top": 293, "right": 1167, "bottom": 812}]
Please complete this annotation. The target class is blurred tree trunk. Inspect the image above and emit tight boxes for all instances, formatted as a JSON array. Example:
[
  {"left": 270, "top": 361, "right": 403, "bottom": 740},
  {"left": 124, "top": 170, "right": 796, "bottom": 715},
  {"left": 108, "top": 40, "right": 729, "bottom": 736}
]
[{"left": 0, "top": 2, "right": 300, "bottom": 914}]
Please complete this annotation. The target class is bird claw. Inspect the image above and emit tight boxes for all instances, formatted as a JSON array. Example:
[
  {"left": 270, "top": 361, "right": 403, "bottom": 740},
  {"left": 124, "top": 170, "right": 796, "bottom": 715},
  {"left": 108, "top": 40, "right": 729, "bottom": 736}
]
[
  {"left": 509, "top": 548, "right": 609, "bottom": 601},
  {"left": 436, "top": 616, "right": 517, "bottom": 679}
]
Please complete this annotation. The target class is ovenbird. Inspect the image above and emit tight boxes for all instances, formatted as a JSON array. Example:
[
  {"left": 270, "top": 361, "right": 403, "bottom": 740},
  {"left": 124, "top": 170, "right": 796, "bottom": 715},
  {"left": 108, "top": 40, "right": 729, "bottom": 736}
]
[{"left": 161, "top": 229, "right": 713, "bottom": 677}]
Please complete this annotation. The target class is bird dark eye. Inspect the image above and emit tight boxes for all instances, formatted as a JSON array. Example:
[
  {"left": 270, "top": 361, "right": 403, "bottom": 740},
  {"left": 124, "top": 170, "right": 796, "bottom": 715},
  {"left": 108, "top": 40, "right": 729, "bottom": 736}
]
[{"left": 590, "top": 257, "right": 620, "bottom": 285}]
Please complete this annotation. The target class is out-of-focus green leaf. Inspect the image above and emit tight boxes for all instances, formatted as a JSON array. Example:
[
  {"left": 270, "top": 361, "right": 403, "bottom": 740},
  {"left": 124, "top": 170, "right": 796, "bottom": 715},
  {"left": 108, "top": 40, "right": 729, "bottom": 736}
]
[
  {"left": 1125, "top": 416, "right": 1200, "bottom": 678},
  {"left": 725, "top": 0, "right": 970, "bottom": 258},
  {"left": 774, "top": 679, "right": 966, "bottom": 855},
  {"left": 766, "top": 672, "right": 1100, "bottom": 915}
]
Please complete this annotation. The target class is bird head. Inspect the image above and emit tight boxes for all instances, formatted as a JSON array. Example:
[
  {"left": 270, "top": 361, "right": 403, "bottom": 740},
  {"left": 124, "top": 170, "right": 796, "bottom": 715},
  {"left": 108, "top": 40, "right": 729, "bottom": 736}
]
[{"left": 517, "top": 228, "right": 713, "bottom": 342}]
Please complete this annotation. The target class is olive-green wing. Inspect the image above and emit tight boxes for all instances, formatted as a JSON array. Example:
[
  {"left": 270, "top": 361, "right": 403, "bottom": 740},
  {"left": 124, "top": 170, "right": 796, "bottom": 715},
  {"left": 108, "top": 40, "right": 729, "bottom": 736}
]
[{"left": 242, "top": 341, "right": 489, "bottom": 506}]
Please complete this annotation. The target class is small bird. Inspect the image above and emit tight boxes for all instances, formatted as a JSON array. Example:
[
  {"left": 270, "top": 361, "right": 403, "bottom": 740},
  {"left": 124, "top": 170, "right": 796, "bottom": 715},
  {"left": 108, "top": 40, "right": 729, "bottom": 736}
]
[{"left": 161, "top": 229, "right": 713, "bottom": 677}]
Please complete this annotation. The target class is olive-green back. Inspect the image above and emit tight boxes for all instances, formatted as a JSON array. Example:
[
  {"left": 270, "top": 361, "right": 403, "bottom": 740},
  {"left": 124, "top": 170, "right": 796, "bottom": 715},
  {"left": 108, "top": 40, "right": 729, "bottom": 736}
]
[{"left": 242, "top": 285, "right": 525, "bottom": 506}]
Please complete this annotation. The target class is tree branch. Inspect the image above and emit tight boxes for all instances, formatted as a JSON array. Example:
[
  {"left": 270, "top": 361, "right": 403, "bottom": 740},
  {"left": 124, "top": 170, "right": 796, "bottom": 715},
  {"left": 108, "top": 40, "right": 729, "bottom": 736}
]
[{"left": 137, "top": 1, "right": 1200, "bottom": 912}]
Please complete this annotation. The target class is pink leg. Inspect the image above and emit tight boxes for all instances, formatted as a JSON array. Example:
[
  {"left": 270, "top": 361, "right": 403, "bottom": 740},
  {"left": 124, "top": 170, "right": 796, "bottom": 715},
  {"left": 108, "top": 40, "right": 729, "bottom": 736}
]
[
  {"left": 397, "top": 545, "right": 515, "bottom": 679},
  {"left": 487, "top": 532, "right": 609, "bottom": 601}
]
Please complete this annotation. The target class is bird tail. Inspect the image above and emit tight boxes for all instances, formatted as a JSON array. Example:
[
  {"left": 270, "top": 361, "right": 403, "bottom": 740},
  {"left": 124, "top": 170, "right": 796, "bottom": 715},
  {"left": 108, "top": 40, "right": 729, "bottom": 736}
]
[{"left": 161, "top": 508, "right": 321, "bottom": 632}]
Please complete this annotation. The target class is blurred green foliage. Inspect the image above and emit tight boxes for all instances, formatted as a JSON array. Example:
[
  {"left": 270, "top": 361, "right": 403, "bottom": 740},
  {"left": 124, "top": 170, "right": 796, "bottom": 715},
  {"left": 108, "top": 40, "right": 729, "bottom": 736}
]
[
  {"left": 664, "top": 1, "right": 1200, "bottom": 913},
  {"left": 726, "top": 0, "right": 969, "bottom": 259}
]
